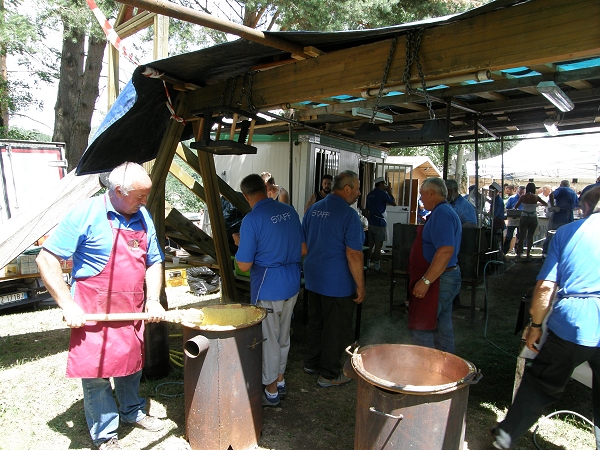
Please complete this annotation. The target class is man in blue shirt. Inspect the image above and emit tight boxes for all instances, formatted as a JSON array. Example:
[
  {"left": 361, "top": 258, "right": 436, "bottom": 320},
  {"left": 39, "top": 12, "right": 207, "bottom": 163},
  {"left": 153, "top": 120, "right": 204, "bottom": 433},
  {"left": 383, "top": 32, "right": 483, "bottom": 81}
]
[
  {"left": 36, "top": 162, "right": 166, "bottom": 450},
  {"left": 492, "top": 186, "right": 600, "bottom": 449},
  {"left": 410, "top": 177, "right": 462, "bottom": 353},
  {"left": 503, "top": 185, "right": 524, "bottom": 254},
  {"left": 445, "top": 179, "right": 477, "bottom": 226},
  {"left": 366, "top": 176, "right": 396, "bottom": 271},
  {"left": 549, "top": 179, "right": 579, "bottom": 229},
  {"left": 302, "top": 170, "right": 365, "bottom": 387},
  {"left": 234, "top": 174, "right": 306, "bottom": 407}
]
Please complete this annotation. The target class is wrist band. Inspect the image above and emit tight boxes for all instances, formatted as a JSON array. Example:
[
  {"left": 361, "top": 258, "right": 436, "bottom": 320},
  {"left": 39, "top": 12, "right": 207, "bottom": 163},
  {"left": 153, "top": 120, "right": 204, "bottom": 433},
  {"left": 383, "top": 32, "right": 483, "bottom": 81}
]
[{"left": 530, "top": 321, "right": 542, "bottom": 328}]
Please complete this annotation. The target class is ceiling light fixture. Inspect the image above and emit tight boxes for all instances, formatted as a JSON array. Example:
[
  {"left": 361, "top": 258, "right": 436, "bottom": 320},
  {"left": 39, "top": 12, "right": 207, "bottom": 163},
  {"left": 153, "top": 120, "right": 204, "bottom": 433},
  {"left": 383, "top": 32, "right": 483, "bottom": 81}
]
[
  {"left": 536, "top": 81, "right": 574, "bottom": 112},
  {"left": 352, "top": 107, "right": 393, "bottom": 123},
  {"left": 543, "top": 117, "right": 559, "bottom": 136}
]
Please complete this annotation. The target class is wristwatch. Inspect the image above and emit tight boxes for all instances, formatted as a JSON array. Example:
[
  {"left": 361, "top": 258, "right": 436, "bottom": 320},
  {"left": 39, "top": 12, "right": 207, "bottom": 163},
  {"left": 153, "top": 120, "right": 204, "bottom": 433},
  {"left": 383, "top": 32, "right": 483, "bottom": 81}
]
[
  {"left": 421, "top": 277, "right": 431, "bottom": 286},
  {"left": 530, "top": 320, "right": 542, "bottom": 328}
]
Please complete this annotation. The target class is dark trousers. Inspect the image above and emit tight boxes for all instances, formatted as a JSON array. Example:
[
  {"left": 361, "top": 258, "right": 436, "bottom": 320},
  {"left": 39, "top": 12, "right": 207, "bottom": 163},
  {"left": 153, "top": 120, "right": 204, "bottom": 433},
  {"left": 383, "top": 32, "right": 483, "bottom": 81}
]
[
  {"left": 304, "top": 291, "right": 355, "bottom": 380},
  {"left": 499, "top": 331, "right": 600, "bottom": 449},
  {"left": 503, "top": 226, "right": 518, "bottom": 254}
]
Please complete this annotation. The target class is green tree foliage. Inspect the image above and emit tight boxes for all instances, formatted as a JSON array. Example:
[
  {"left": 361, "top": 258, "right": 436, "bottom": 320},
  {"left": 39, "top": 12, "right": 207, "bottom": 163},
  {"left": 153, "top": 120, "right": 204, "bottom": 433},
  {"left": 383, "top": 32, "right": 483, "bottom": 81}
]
[
  {"left": 166, "top": 154, "right": 205, "bottom": 213},
  {"left": 0, "top": 0, "right": 50, "bottom": 136}
]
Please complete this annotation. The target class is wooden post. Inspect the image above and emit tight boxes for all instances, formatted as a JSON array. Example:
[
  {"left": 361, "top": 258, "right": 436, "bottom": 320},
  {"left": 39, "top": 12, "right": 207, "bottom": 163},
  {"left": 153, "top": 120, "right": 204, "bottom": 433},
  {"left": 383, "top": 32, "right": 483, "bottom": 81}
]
[
  {"left": 144, "top": 92, "right": 188, "bottom": 379},
  {"left": 193, "top": 122, "right": 238, "bottom": 304}
]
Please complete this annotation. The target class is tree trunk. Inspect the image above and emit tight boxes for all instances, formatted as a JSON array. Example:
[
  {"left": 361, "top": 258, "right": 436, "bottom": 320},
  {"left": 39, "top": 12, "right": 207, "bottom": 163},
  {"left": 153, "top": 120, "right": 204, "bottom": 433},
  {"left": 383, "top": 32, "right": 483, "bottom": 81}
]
[
  {"left": 53, "top": 25, "right": 105, "bottom": 172},
  {"left": 71, "top": 35, "right": 105, "bottom": 170}
]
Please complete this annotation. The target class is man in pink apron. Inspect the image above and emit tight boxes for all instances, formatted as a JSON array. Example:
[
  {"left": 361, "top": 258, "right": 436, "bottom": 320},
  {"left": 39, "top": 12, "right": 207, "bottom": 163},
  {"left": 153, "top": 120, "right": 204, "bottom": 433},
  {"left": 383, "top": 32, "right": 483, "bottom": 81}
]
[
  {"left": 409, "top": 177, "right": 462, "bottom": 353},
  {"left": 37, "top": 162, "right": 166, "bottom": 450}
]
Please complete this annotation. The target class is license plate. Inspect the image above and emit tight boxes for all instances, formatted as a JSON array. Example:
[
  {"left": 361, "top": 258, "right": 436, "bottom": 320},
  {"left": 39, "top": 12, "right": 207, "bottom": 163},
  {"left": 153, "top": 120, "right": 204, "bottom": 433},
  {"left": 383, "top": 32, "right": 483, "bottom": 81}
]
[{"left": 0, "top": 291, "right": 28, "bottom": 305}]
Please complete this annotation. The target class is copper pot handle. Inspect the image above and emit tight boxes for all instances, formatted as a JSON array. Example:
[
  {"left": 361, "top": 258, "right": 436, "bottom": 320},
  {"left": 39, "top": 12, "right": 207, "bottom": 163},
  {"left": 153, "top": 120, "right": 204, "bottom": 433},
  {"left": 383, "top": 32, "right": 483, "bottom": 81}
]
[
  {"left": 369, "top": 407, "right": 403, "bottom": 420},
  {"left": 460, "top": 370, "right": 483, "bottom": 385}
]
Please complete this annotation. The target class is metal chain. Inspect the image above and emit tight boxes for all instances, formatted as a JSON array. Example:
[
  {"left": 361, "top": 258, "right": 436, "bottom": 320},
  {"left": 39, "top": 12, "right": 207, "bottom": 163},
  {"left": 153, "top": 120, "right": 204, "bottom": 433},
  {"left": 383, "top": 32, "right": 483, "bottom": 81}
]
[
  {"left": 226, "top": 77, "right": 237, "bottom": 106},
  {"left": 245, "top": 71, "right": 256, "bottom": 113},
  {"left": 412, "top": 30, "right": 435, "bottom": 119},
  {"left": 373, "top": 36, "right": 398, "bottom": 122},
  {"left": 402, "top": 29, "right": 435, "bottom": 119},
  {"left": 235, "top": 72, "right": 256, "bottom": 112}
]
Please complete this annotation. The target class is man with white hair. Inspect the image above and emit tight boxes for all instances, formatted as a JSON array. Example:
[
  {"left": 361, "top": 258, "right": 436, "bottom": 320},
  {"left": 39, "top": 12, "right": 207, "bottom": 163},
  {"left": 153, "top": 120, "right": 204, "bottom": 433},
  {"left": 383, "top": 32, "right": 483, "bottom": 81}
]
[
  {"left": 37, "top": 162, "right": 166, "bottom": 450},
  {"left": 409, "top": 177, "right": 462, "bottom": 353}
]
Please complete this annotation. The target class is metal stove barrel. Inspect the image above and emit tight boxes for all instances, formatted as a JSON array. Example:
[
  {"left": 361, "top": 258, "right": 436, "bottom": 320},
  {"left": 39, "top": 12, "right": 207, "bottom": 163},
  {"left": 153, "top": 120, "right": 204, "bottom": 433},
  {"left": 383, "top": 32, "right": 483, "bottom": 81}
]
[{"left": 183, "top": 304, "right": 265, "bottom": 450}]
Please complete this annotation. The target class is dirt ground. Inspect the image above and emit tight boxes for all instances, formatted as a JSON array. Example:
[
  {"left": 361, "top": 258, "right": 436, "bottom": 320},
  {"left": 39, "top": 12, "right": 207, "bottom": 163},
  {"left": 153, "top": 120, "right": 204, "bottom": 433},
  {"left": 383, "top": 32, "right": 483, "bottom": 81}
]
[
  {"left": 161, "top": 253, "right": 593, "bottom": 450},
  {"left": 0, "top": 253, "right": 594, "bottom": 449}
]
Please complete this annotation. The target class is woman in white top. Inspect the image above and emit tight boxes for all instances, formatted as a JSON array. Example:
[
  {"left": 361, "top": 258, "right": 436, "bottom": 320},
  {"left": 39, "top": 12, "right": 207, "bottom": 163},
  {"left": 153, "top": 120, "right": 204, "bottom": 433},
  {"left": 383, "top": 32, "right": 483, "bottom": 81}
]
[{"left": 514, "top": 182, "right": 548, "bottom": 261}]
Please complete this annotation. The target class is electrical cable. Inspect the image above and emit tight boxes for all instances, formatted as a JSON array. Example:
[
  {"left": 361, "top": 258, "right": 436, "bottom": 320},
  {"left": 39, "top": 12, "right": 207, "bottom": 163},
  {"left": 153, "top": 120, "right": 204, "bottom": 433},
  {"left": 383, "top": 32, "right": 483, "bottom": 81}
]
[
  {"left": 155, "top": 381, "right": 184, "bottom": 398},
  {"left": 532, "top": 410, "right": 595, "bottom": 450}
]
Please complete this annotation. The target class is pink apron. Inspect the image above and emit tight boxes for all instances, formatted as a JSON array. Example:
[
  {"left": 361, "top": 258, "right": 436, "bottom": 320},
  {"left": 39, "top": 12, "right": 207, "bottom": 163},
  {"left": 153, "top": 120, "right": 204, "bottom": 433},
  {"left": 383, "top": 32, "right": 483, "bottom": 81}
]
[
  {"left": 66, "top": 215, "right": 148, "bottom": 378},
  {"left": 408, "top": 225, "right": 441, "bottom": 330}
]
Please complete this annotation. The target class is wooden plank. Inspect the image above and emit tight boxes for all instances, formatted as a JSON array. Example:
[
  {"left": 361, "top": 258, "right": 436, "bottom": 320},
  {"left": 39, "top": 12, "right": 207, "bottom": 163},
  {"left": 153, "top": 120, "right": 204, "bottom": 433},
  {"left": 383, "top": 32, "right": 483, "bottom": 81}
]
[
  {"left": 169, "top": 160, "right": 206, "bottom": 201},
  {"left": 165, "top": 207, "right": 216, "bottom": 258},
  {"left": 0, "top": 171, "right": 101, "bottom": 269},
  {"left": 195, "top": 123, "right": 238, "bottom": 303},
  {"left": 114, "top": 11, "right": 155, "bottom": 38},
  {"left": 187, "top": 0, "right": 600, "bottom": 110}
]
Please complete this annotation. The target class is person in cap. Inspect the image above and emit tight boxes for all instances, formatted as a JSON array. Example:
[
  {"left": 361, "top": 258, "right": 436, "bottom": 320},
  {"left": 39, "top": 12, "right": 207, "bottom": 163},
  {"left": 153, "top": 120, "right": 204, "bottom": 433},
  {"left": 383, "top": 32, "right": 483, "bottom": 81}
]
[{"left": 365, "top": 176, "right": 396, "bottom": 271}]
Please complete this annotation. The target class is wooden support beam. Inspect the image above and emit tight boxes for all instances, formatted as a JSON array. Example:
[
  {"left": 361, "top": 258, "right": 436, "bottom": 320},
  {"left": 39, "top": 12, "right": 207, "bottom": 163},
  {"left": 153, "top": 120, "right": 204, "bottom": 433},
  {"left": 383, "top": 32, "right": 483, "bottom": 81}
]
[
  {"left": 175, "top": 144, "right": 251, "bottom": 214},
  {"left": 193, "top": 123, "right": 238, "bottom": 304},
  {"left": 116, "top": 0, "right": 313, "bottom": 58},
  {"left": 114, "top": 10, "right": 156, "bottom": 38},
  {"left": 169, "top": 160, "right": 206, "bottom": 200},
  {"left": 187, "top": 0, "right": 600, "bottom": 110},
  {"left": 147, "top": 93, "right": 189, "bottom": 214},
  {"left": 165, "top": 206, "right": 216, "bottom": 258}
]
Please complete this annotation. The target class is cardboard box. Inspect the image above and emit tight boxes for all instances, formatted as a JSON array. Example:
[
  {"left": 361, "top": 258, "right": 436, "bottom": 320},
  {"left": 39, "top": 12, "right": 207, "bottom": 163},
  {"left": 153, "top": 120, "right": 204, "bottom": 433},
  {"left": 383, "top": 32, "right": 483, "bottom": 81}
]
[
  {"left": 165, "top": 268, "right": 187, "bottom": 287},
  {"left": 1, "top": 264, "right": 20, "bottom": 277}
]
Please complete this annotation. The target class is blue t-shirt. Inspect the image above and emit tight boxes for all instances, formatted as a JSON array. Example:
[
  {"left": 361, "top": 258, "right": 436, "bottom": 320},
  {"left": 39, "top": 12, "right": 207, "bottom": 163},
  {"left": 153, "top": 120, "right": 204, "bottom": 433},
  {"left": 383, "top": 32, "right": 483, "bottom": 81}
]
[
  {"left": 506, "top": 194, "right": 523, "bottom": 210},
  {"left": 492, "top": 194, "right": 505, "bottom": 219},
  {"left": 366, "top": 188, "right": 394, "bottom": 227},
  {"left": 552, "top": 186, "right": 578, "bottom": 225},
  {"left": 538, "top": 213, "right": 600, "bottom": 347},
  {"left": 302, "top": 194, "right": 364, "bottom": 297},
  {"left": 449, "top": 194, "right": 477, "bottom": 226},
  {"left": 580, "top": 182, "right": 600, "bottom": 201},
  {"left": 236, "top": 198, "right": 304, "bottom": 303},
  {"left": 42, "top": 194, "right": 164, "bottom": 288},
  {"left": 422, "top": 201, "right": 461, "bottom": 266}
]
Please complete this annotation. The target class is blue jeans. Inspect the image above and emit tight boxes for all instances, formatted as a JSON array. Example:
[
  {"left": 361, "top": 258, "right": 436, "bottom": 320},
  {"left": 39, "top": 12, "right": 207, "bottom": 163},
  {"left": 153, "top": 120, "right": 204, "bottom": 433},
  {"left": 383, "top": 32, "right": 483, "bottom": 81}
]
[
  {"left": 409, "top": 268, "right": 462, "bottom": 354},
  {"left": 82, "top": 370, "right": 147, "bottom": 446}
]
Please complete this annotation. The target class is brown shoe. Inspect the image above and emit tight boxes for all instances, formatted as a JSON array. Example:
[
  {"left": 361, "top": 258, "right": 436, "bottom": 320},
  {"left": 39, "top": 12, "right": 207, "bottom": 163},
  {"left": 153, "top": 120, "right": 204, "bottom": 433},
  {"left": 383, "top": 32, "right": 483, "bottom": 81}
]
[
  {"left": 131, "top": 415, "right": 165, "bottom": 432},
  {"left": 97, "top": 437, "right": 121, "bottom": 450}
]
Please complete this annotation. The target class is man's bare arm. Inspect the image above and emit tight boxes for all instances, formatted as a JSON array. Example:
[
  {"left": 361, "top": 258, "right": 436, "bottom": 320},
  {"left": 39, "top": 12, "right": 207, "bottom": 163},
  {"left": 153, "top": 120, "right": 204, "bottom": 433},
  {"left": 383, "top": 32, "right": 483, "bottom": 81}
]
[{"left": 346, "top": 247, "right": 365, "bottom": 304}]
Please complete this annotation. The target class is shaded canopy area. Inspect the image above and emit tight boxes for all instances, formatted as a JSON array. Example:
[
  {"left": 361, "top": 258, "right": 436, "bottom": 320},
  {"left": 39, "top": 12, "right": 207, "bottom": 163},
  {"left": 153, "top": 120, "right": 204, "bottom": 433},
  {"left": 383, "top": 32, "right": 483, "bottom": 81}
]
[{"left": 78, "top": 0, "right": 600, "bottom": 174}]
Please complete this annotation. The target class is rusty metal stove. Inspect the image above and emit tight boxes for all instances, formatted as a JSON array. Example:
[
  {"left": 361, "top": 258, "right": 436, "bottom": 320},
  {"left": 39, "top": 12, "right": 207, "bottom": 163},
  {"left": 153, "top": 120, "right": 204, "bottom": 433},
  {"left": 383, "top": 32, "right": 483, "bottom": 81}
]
[{"left": 182, "top": 304, "right": 266, "bottom": 450}]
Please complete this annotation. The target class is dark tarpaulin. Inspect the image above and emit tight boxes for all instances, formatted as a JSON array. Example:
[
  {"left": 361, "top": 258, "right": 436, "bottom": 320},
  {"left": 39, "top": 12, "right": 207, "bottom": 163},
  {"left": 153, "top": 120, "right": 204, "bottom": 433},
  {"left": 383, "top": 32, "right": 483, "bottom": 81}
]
[
  {"left": 76, "top": 67, "right": 192, "bottom": 175},
  {"left": 74, "top": 0, "right": 522, "bottom": 174}
]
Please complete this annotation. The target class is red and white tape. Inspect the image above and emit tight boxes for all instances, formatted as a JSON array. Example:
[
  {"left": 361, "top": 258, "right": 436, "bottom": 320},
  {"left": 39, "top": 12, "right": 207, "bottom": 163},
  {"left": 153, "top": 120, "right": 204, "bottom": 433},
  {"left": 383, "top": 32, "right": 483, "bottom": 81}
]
[{"left": 86, "top": 0, "right": 185, "bottom": 123}]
